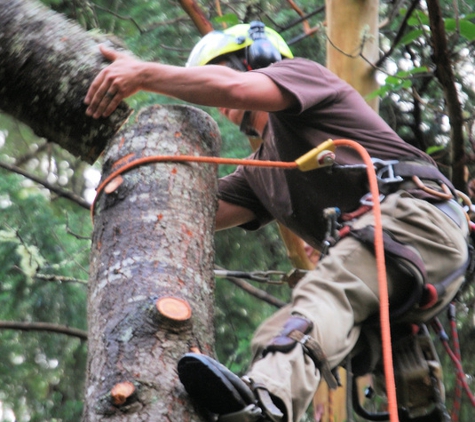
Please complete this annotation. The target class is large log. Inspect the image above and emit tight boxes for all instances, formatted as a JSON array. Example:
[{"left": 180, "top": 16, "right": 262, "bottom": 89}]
[
  {"left": 86, "top": 104, "right": 220, "bottom": 421},
  {"left": 0, "top": 0, "right": 132, "bottom": 163}
]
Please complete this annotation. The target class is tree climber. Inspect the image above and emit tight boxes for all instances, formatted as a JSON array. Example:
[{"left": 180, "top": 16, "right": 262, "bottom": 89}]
[{"left": 85, "top": 22, "right": 470, "bottom": 422}]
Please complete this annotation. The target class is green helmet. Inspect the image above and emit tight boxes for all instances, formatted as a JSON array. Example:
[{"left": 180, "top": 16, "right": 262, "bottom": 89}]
[{"left": 186, "top": 21, "right": 293, "bottom": 69}]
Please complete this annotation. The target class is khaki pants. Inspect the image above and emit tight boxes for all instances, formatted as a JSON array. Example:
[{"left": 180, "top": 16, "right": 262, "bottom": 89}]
[{"left": 247, "top": 191, "right": 469, "bottom": 422}]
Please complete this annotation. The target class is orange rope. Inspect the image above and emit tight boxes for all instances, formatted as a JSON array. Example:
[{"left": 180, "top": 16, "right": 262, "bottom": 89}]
[
  {"left": 91, "top": 155, "right": 298, "bottom": 220},
  {"left": 333, "top": 139, "right": 398, "bottom": 422},
  {"left": 91, "top": 140, "right": 399, "bottom": 421}
]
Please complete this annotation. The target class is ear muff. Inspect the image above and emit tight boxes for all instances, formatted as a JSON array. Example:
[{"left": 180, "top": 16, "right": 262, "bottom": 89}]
[{"left": 246, "top": 21, "right": 282, "bottom": 69}]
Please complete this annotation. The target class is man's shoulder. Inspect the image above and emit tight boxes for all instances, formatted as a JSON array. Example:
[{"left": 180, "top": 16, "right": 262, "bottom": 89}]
[{"left": 272, "top": 57, "right": 321, "bottom": 69}]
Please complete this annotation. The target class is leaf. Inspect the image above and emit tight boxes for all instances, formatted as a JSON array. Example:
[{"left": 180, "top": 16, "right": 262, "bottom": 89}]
[
  {"left": 426, "top": 145, "right": 446, "bottom": 155},
  {"left": 366, "top": 85, "right": 389, "bottom": 100},
  {"left": 213, "top": 14, "right": 240, "bottom": 27},
  {"left": 398, "top": 29, "right": 424, "bottom": 46},
  {"left": 405, "top": 10, "right": 430, "bottom": 26},
  {"left": 445, "top": 18, "right": 475, "bottom": 40}
]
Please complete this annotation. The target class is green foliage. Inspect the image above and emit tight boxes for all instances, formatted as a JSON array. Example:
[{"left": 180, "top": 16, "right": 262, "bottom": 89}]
[{"left": 0, "top": 171, "right": 90, "bottom": 421}]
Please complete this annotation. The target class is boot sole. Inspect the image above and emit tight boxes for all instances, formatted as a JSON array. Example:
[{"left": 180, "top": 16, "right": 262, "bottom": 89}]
[{"left": 177, "top": 353, "right": 255, "bottom": 415}]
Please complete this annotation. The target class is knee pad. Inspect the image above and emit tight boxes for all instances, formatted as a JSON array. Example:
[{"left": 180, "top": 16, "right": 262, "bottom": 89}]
[{"left": 263, "top": 314, "right": 339, "bottom": 389}]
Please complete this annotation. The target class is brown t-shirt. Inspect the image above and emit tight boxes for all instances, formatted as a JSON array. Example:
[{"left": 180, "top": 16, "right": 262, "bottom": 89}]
[{"left": 218, "top": 58, "right": 434, "bottom": 249}]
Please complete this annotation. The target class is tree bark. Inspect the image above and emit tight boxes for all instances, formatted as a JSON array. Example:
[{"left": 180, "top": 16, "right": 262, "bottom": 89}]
[
  {"left": 85, "top": 104, "right": 220, "bottom": 421},
  {"left": 0, "top": 0, "right": 132, "bottom": 164}
]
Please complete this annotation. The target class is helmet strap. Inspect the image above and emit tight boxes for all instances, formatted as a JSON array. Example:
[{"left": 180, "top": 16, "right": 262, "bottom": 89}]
[{"left": 227, "top": 54, "right": 249, "bottom": 72}]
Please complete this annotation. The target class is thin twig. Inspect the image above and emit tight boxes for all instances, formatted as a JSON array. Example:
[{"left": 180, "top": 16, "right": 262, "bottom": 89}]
[
  {"left": 0, "top": 161, "right": 90, "bottom": 210},
  {"left": 220, "top": 276, "right": 287, "bottom": 309},
  {"left": 0, "top": 321, "right": 87, "bottom": 340},
  {"left": 35, "top": 273, "right": 88, "bottom": 285},
  {"left": 91, "top": 3, "right": 144, "bottom": 34}
]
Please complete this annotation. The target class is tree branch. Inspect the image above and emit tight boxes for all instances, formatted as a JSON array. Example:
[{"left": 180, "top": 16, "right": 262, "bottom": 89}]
[
  {"left": 221, "top": 276, "right": 287, "bottom": 309},
  {"left": 0, "top": 160, "right": 90, "bottom": 209},
  {"left": 35, "top": 273, "right": 88, "bottom": 285},
  {"left": 177, "top": 0, "right": 214, "bottom": 35},
  {"left": 0, "top": 321, "right": 87, "bottom": 340},
  {"left": 375, "top": 0, "right": 420, "bottom": 68},
  {"left": 427, "top": 0, "right": 466, "bottom": 188},
  {"left": 91, "top": 3, "right": 145, "bottom": 34}
]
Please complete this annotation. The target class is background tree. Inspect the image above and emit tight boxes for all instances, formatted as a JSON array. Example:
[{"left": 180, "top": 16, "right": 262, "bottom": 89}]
[{"left": 1, "top": 0, "right": 475, "bottom": 421}]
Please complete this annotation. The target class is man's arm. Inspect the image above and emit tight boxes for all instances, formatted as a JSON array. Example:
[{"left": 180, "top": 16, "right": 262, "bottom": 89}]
[
  {"left": 215, "top": 200, "right": 256, "bottom": 231},
  {"left": 84, "top": 46, "right": 296, "bottom": 119}
]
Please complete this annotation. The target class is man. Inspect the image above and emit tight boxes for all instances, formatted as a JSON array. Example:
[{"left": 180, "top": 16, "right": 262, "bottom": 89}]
[{"left": 85, "top": 22, "right": 469, "bottom": 422}]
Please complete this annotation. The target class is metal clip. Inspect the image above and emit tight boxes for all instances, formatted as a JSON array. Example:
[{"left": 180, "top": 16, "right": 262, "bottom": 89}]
[
  {"left": 372, "top": 158, "right": 403, "bottom": 184},
  {"left": 360, "top": 192, "right": 385, "bottom": 206},
  {"left": 320, "top": 207, "right": 341, "bottom": 258},
  {"left": 218, "top": 404, "right": 263, "bottom": 422}
]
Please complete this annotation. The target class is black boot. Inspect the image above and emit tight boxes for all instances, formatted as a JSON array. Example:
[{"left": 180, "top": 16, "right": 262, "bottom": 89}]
[{"left": 177, "top": 353, "right": 285, "bottom": 421}]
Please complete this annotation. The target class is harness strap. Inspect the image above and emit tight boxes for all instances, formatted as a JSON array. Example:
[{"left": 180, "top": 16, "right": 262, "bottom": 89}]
[
  {"left": 263, "top": 315, "right": 339, "bottom": 389},
  {"left": 350, "top": 226, "right": 427, "bottom": 319},
  {"left": 288, "top": 330, "right": 339, "bottom": 390},
  {"left": 392, "top": 161, "right": 454, "bottom": 191},
  {"left": 240, "top": 377, "right": 285, "bottom": 422},
  {"left": 377, "top": 160, "right": 457, "bottom": 199}
]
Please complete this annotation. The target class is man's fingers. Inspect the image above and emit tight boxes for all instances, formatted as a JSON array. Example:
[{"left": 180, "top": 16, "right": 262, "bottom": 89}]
[
  {"left": 84, "top": 80, "right": 100, "bottom": 107},
  {"left": 84, "top": 45, "right": 121, "bottom": 107},
  {"left": 99, "top": 45, "right": 120, "bottom": 62},
  {"left": 90, "top": 85, "right": 119, "bottom": 119},
  {"left": 85, "top": 46, "right": 130, "bottom": 118},
  {"left": 103, "top": 94, "right": 123, "bottom": 118}
]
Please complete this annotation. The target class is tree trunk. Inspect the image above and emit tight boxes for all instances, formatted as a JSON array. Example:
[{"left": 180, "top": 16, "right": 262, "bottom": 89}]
[
  {"left": 326, "top": 0, "right": 380, "bottom": 110},
  {"left": 0, "top": 0, "right": 132, "bottom": 164},
  {"left": 85, "top": 104, "right": 221, "bottom": 421},
  {"left": 317, "top": 2, "right": 380, "bottom": 421}
]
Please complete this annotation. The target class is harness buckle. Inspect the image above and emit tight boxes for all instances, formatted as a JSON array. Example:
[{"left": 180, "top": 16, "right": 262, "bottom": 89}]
[
  {"left": 372, "top": 158, "right": 404, "bottom": 185},
  {"left": 360, "top": 192, "right": 385, "bottom": 207}
]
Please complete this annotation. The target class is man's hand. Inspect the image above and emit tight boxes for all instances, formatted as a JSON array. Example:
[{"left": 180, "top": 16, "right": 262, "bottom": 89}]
[{"left": 84, "top": 45, "right": 143, "bottom": 119}]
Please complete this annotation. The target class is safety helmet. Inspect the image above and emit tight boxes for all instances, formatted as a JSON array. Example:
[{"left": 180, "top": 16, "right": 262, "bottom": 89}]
[{"left": 186, "top": 21, "right": 293, "bottom": 70}]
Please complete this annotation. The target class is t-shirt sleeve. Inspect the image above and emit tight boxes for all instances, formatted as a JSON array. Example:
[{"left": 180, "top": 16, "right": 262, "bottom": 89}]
[
  {"left": 218, "top": 167, "right": 274, "bottom": 230},
  {"left": 252, "top": 58, "right": 340, "bottom": 114}
]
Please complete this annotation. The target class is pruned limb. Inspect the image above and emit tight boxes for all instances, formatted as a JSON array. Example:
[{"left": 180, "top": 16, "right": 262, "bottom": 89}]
[
  {"left": 286, "top": 0, "right": 311, "bottom": 33},
  {"left": 111, "top": 381, "right": 136, "bottom": 406},
  {"left": 156, "top": 296, "right": 192, "bottom": 322}
]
